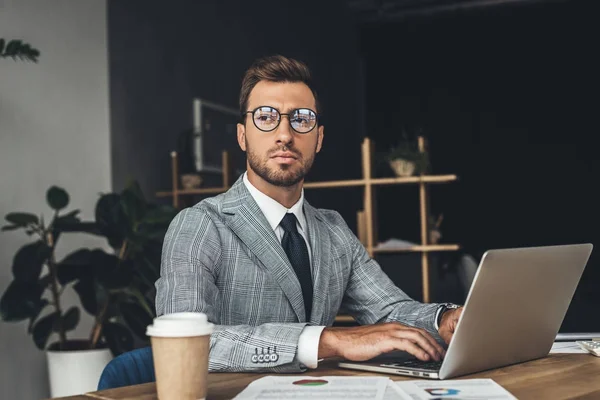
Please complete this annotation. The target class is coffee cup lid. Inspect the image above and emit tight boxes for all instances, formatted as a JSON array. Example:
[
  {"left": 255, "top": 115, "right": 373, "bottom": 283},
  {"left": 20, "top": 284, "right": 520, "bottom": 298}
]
[{"left": 146, "top": 312, "right": 214, "bottom": 337}]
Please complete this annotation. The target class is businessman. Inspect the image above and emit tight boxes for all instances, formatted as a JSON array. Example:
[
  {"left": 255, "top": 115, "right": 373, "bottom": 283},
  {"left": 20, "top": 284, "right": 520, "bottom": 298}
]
[{"left": 156, "top": 55, "right": 463, "bottom": 372}]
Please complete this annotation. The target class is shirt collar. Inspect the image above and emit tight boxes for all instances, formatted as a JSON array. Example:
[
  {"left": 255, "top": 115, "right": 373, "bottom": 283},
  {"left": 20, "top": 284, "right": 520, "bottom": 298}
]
[{"left": 243, "top": 171, "right": 306, "bottom": 232}]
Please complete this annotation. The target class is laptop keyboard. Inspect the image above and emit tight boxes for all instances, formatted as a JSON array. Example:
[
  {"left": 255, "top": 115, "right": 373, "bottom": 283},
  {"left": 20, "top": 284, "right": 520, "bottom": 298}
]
[{"left": 382, "top": 359, "right": 443, "bottom": 370}]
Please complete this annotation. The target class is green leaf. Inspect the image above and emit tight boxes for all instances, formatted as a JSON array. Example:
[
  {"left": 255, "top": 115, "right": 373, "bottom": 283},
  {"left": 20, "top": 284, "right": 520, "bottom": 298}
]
[
  {"left": 46, "top": 186, "right": 69, "bottom": 210},
  {"left": 95, "top": 193, "right": 122, "bottom": 226},
  {"left": 0, "top": 281, "right": 45, "bottom": 321},
  {"left": 1, "top": 225, "right": 20, "bottom": 231},
  {"left": 0, "top": 39, "right": 5, "bottom": 54},
  {"left": 38, "top": 274, "right": 53, "bottom": 288},
  {"left": 124, "top": 180, "right": 146, "bottom": 203},
  {"left": 12, "top": 241, "right": 52, "bottom": 282},
  {"left": 124, "top": 234, "right": 146, "bottom": 255},
  {"left": 142, "top": 205, "right": 176, "bottom": 225},
  {"left": 120, "top": 181, "right": 147, "bottom": 225},
  {"left": 61, "top": 307, "right": 80, "bottom": 332},
  {"left": 52, "top": 209, "right": 81, "bottom": 230},
  {"left": 103, "top": 299, "right": 121, "bottom": 321},
  {"left": 73, "top": 278, "right": 97, "bottom": 315},
  {"left": 97, "top": 256, "right": 133, "bottom": 290},
  {"left": 59, "top": 209, "right": 80, "bottom": 219},
  {"left": 95, "top": 193, "right": 127, "bottom": 249},
  {"left": 74, "top": 274, "right": 108, "bottom": 316},
  {"left": 135, "top": 256, "right": 159, "bottom": 291},
  {"left": 137, "top": 228, "right": 167, "bottom": 241},
  {"left": 56, "top": 249, "right": 91, "bottom": 285},
  {"left": 32, "top": 311, "right": 59, "bottom": 350},
  {"left": 27, "top": 299, "right": 49, "bottom": 334},
  {"left": 103, "top": 322, "right": 134, "bottom": 356},
  {"left": 94, "top": 278, "right": 109, "bottom": 310},
  {"left": 5, "top": 212, "right": 39, "bottom": 226},
  {"left": 59, "top": 248, "right": 92, "bottom": 264},
  {"left": 4, "top": 40, "right": 20, "bottom": 56},
  {"left": 54, "top": 220, "right": 101, "bottom": 235},
  {"left": 119, "top": 302, "right": 153, "bottom": 340},
  {"left": 88, "top": 249, "right": 130, "bottom": 289}
]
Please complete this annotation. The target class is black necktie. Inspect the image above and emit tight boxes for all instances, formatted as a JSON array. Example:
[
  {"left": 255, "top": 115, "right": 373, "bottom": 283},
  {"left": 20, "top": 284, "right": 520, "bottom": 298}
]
[{"left": 280, "top": 213, "right": 313, "bottom": 320}]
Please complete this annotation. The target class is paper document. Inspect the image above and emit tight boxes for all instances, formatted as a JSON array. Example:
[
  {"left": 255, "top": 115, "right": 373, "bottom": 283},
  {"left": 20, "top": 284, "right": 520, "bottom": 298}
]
[
  {"left": 394, "top": 378, "right": 517, "bottom": 399},
  {"left": 384, "top": 382, "right": 411, "bottom": 400},
  {"left": 232, "top": 376, "right": 391, "bottom": 400},
  {"left": 550, "top": 341, "right": 588, "bottom": 354}
]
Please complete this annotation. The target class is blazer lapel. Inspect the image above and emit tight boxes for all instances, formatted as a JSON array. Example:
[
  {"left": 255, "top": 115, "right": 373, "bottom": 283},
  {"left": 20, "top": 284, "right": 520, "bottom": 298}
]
[
  {"left": 221, "top": 177, "right": 306, "bottom": 322},
  {"left": 304, "top": 201, "right": 332, "bottom": 326}
]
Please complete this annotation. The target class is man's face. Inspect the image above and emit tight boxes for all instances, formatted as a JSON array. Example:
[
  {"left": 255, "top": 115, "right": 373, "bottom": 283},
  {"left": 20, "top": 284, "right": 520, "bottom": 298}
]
[{"left": 237, "top": 81, "right": 324, "bottom": 187}]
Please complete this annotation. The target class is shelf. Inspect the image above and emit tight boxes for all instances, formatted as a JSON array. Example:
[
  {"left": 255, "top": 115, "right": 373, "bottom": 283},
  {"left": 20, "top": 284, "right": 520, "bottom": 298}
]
[
  {"left": 303, "top": 179, "right": 366, "bottom": 189},
  {"left": 303, "top": 174, "right": 457, "bottom": 189},
  {"left": 371, "top": 175, "right": 457, "bottom": 185},
  {"left": 158, "top": 174, "right": 459, "bottom": 196},
  {"left": 372, "top": 244, "right": 460, "bottom": 254}
]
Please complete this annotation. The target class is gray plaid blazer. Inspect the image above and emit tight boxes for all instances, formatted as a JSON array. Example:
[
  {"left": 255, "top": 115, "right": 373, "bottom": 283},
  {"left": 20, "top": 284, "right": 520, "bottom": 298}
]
[{"left": 155, "top": 175, "right": 443, "bottom": 372}]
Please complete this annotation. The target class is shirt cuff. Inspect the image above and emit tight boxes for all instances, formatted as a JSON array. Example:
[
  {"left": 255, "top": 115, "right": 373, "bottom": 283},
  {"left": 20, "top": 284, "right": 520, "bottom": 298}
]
[
  {"left": 297, "top": 325, "right": 326, "bottom": 369},
  {"left": 434, "top": 305, "right": 444, "bottom": 331}
]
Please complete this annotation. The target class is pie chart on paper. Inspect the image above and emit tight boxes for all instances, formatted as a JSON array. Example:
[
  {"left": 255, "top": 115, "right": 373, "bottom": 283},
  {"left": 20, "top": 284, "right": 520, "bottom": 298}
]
[
  {"left": 425, "top": 388, "right": 461, "bottom": 395},
  {"left": 292, "top": 379, "right": 329, "bottom": 386}
]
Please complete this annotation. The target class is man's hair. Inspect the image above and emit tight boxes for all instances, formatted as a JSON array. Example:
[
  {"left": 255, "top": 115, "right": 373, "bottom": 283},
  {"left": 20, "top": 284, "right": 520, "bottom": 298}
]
[{"left": 239, "top": 55, "right": 321, "bottom": 118}]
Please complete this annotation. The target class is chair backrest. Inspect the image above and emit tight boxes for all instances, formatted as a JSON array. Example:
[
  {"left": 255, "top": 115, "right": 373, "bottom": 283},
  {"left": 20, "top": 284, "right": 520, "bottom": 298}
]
[{"left": 97, "top": 346, "right": 155, "bottom": 390}]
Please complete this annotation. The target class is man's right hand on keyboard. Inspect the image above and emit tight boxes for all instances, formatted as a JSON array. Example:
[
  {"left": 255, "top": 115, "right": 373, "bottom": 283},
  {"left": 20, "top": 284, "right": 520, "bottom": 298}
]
[{"left": 318, "top": 322, "right": 446, "bottom": 362}]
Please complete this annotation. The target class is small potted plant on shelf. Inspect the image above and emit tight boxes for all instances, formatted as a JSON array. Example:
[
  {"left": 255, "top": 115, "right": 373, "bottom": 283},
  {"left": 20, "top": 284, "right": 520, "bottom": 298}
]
[
  {"left": 0, "top": 182, "right": 176, "bottom": 397},
  {"left": 0, "top": 38, "right": 40, "bottom": 62},
  {"left": 385, "top": 130, "right": 430, "bottom": 177}
]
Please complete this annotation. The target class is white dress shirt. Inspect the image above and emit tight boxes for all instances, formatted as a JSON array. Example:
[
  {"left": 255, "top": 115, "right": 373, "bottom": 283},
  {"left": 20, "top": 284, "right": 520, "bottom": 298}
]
[{"left": 243, "top": 172, "right": 325, "bottom": 369}]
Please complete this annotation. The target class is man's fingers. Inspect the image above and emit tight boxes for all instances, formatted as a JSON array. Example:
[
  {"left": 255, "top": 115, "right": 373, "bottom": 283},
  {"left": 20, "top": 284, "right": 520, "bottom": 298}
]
[
  {"left": 414, "top": 329, "right": 446, "bottom": 357},
  {"left": 395, "top": 326, "right": 445, "bottom": 357},
  {"left": 388, "top": 338, "right": 432, "bottom": 361},
  {"left": 391, "top": 323, "right": 445, "bottom": 356},
  {"left": 391, "top": 329, "right": 443, "bottom": 361}
]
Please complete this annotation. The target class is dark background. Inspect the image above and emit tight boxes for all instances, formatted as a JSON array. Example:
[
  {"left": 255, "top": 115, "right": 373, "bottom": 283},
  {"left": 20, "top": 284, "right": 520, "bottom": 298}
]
[
  {"left": 108, "top": 0, "right": 599, "bottom": 332},
  {"left": 358, "top": 0, "right": 599, "bottom": 332}
]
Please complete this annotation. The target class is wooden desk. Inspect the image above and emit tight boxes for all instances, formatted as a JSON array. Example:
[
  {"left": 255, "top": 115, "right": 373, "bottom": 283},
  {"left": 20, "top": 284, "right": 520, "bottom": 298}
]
[{"left": 52, "top": 354, "right": 600, "bottom": 400}]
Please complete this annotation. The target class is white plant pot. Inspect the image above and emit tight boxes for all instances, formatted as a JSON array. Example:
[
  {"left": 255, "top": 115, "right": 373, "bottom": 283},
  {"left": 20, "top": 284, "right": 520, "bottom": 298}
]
[
  {"left": 389, "top": 158, "right": 416, "bottom": 177},
  {"left": 46, "top": 346, "right": 113, "bottom": 397}
]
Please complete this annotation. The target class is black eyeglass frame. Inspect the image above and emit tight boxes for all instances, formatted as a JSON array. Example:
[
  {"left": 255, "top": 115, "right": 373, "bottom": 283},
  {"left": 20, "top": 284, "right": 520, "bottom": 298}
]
[{"left": 242, "top": 106, "right": 320, "bottom": 134}]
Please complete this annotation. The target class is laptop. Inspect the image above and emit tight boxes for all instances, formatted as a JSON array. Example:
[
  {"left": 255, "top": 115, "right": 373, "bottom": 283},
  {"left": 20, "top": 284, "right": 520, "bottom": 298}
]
[{"left": 338, "top": 243, "right": 593, "bottom": 379}]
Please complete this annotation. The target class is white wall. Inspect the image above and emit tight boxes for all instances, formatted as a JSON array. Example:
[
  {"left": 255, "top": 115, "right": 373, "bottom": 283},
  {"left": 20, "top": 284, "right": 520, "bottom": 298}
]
[{"left": 0, "top": 1, "right": 110, "bottom": 399}]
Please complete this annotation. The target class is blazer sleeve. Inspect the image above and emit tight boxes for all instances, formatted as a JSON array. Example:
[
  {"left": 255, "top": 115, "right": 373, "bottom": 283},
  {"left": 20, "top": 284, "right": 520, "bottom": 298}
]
[
  {"left": 336, "top": 214, "right": 445, "bottom": 344},
  {"left": 155, "top": 207, "right": 309, "bottom": 372}
]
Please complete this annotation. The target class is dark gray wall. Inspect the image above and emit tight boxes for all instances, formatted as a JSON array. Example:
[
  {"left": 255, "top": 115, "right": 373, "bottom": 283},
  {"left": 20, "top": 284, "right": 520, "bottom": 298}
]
[{"left": 108, "top": 0, "right": 365, "bottom": 228}]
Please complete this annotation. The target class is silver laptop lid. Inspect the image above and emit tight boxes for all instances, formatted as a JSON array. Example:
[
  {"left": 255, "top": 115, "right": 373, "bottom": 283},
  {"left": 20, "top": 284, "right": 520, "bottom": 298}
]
[{"left": 440, "top": 243, "right": 593, "bottom": 379}]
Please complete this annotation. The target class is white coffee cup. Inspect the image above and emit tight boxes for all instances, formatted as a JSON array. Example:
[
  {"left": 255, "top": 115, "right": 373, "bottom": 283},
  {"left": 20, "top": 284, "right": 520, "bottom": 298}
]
[{"left": 147, "top": 312, "right": 214, "bottom": 400}]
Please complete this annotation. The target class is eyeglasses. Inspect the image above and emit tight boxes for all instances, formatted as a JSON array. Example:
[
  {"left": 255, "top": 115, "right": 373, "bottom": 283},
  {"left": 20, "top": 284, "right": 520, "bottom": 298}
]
[{"left": 243, "top": 106, "right": 318, "bottom": 134}]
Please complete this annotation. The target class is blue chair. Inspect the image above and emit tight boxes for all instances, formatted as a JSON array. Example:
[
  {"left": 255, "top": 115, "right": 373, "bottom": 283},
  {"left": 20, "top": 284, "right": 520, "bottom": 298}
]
[{"left": 97, "top": 346, "right": 155, "bottom": 390}]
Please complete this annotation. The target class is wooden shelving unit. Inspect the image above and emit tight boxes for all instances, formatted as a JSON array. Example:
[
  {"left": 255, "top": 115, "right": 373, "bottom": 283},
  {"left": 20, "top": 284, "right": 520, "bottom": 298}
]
[
  {"left": 157, "top": 136, "right": 459, "bottom": 320},
  {"left": 304, "top": 137, "right": 459, "bottom": 304}
]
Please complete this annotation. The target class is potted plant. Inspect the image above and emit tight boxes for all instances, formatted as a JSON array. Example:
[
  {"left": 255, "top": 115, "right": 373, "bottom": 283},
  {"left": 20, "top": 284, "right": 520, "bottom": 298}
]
[
  {"left": 0, "top": 38, "right": 40, "bottom": 62},
  {"left": 385, "top": 131, "right": 430, "bottom": 177},
  {"left": 0, "top": 182, "right": 176, "bottom": 397}
]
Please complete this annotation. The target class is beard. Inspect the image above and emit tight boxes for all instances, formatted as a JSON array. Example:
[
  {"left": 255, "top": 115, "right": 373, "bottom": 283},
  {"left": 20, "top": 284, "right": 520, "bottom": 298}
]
[{"left": 246, "top": 140, "right": 316, "bottom": 187}]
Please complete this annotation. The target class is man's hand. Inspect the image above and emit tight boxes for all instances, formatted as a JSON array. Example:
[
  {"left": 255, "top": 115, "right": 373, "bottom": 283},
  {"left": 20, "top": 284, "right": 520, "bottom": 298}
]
[
  {"left": 318, "top": 322, "right": 445, "bottom": 362},
  {"left": 438, "top": 307, "right": 463, "bottom": 344}
]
